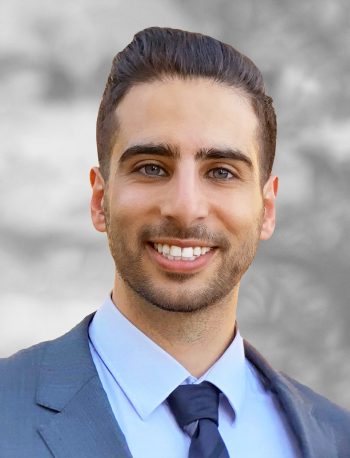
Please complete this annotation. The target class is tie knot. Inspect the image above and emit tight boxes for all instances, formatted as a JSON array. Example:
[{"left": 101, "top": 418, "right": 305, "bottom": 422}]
[{"left": 167, "top": 381, "right": 220, "bottom": 429}]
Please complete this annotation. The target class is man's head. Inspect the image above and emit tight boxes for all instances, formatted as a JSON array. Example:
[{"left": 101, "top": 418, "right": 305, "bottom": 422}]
[
  {"left": 91, "top": 28, "right": 278, "bottom": 314},
  {"left": 96, "top": 27, "right": 276, "bottom": 185}
]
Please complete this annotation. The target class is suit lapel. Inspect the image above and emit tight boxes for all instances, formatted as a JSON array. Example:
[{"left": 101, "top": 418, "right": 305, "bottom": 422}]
[
  {"left": 244, "top": 340, "right": 337, "bottom": 458},
  {"left": 36, "top": 315, "right": 133, "bottom": 458}
]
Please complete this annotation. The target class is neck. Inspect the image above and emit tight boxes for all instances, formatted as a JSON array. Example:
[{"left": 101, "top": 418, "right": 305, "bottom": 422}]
[{"left": 111, "top": 275, "right": 239, "bottom": 378}]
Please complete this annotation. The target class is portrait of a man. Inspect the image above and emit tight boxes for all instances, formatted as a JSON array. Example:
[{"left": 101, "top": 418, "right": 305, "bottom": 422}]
[{"left": 1, "top": 26, "right": 349, "bottom": 458}]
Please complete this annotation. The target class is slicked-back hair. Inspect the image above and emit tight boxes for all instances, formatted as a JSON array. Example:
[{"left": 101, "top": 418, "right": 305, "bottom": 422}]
[{"left": 96, "top": 27, "right": 276, "bottom": 184}]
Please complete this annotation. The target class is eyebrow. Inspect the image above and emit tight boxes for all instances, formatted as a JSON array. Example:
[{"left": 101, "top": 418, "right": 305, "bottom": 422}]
[
  {"left": 118, "top": 143, "right": 180, "bottom": 163},
  {"left": 196, "top": 147, "right": 253, "bottom": 168},
  {"left": 118, "top": 143, "right": 253, "bottom": 168}
]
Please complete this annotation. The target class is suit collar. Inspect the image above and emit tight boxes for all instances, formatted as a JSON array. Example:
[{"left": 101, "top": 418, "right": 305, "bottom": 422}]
[
  {"left": 36, "top": 314, "right": 132, "bottom": 458},
  {"left": 244, "top": 339, "right": 337, "bottom": 458},
  {"left": 36, "top": 314, "right": 96, "bottom": 412}
]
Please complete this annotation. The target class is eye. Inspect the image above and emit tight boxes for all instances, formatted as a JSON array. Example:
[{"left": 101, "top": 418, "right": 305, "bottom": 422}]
[
  {"left": 137, "top": 164, "right": 167, "bottom": 177},
  {"left": 207, "top": 167, "right": 235, "bottom": 180}
]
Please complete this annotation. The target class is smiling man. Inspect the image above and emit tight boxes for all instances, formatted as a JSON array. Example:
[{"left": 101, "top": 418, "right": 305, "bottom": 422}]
[{"left": 1, "top": 27, "right": 349, "bottom": 458}]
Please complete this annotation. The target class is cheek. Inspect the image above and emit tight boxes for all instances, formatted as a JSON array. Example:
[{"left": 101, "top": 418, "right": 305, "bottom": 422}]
[
  {"left": 214, "top": 189, "right": 263, "bottom": 234},
  {"left": 110, "top": 185, "right": 155, "bottom": 222}
]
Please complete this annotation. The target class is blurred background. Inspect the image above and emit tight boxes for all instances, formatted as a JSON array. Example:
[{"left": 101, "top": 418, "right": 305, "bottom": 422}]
[{"left": 1, "top": 0, "right": 349, "bottom": 408}]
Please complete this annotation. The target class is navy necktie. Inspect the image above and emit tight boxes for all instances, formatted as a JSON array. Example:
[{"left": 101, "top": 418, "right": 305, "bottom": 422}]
[{"left": 167, "top": 381, "right": 230, "bottom": 458}]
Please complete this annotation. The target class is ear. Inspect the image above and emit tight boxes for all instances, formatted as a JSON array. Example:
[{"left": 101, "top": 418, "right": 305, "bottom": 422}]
[
  {"left": 90, "top": 167, "right": 107, "bottom": 233},
  {"left": 260, "top": 175, "right": 278, "bottom": 241}
]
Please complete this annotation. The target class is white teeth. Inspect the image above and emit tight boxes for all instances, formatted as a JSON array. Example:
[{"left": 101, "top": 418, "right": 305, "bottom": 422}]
[
  {"left": 170, "top": 246, "right": 182, "bottom": 257},
  {"left": 181, "top": 247, "right": 194, "bottom": 258},
  {"left": 152, "top": 243, "right": 212, "bottom": 261},
  {"left": 193, "top": 247, "right": 201, "bottom": 256}
]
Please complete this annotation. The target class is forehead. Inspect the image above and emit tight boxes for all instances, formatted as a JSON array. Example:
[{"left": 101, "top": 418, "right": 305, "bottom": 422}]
[{"left": 112, "top": 78, "right": 259, "bottom": 166}]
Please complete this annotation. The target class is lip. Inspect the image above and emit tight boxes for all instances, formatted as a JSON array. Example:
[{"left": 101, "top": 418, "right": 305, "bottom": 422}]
[
  {"left": 149, "top": 238, "right": 216, "bottom": 248},
  {"left": 146, "top": 242, "right": 217, "bottom": 273}
]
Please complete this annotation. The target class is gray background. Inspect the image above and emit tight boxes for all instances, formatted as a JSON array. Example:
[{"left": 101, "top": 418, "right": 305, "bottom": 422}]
[{"left": 1, "top": 0, "right": 349, "bottom": 409}]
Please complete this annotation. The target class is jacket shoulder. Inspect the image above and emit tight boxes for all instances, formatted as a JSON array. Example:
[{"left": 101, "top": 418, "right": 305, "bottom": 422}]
[
  {"left": 0, "top": 316, "right": 94, "bottom": 456},
  {"left": 281, "top": 372, "right": 350, "bottom": 453},
  {"left": 0, "top": 340, "right": 49, "bottom": 387},
  {"left": 0, "top": 313, "right": 93, "bottom": 387},
  {"left": 0, "top": 339, "right": 56, "bottom": 429},
  {"left": 245, "top": 340, "right": 350, "bottom": 456},
  {"left": 283, "top": 372, "right": 350, "bottom": 422}
]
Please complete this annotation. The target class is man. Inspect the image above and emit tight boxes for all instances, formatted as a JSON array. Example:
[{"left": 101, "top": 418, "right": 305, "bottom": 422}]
[{"left": 0, "top": 27, "right": 349, "bottom": 458}]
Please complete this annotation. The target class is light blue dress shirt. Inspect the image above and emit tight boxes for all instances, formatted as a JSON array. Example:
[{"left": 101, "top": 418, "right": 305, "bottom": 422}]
[{"left": 89, "top": 297, "right": 300, "bottom": 458}]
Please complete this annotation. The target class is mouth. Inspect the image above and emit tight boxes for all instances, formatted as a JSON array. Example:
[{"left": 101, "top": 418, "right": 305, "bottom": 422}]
[
  {"left": 146, "top": 241, "right": 217, "bottom": 273},
  {"left": 150, "top": 241, "right": 213, "bottom": 261}
]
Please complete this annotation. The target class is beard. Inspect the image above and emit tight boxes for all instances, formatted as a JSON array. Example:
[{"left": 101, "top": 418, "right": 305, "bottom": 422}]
[{"left": 105, "top": 211, "right": 262, "bottom": 314}]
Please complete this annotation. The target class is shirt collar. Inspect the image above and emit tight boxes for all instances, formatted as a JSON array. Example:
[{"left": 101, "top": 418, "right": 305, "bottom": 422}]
[
  {"left": 89, "top": 296, "right": 246, "bottom": 421},
  {"left": 198, "top": 326, "right": 246, "bottom": 421}
]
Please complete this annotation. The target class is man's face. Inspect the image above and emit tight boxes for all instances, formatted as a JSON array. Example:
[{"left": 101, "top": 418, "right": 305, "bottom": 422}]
[{"left": 93, "top": 78, "right": 276, "bottom": 313}]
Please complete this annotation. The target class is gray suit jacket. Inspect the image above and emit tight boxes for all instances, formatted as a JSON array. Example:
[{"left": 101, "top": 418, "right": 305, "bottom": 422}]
[{"left": 0, "top": 314, "right": 349, "bottom": 458}]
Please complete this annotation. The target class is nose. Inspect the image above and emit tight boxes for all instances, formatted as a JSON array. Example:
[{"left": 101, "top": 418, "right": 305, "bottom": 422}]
[{"left": 160, "top": 165, "right": 209, "bottom": 227}]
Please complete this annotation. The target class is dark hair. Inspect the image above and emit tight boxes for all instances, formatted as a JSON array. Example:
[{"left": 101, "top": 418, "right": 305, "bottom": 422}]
[{"left": 96, "top": 27, "right": 276, "bottom": 184}]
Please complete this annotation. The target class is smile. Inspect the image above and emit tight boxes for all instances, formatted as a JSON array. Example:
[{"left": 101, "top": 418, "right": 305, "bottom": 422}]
[{"left": 153, "top": 243, "right": 212, "bottom": 262}]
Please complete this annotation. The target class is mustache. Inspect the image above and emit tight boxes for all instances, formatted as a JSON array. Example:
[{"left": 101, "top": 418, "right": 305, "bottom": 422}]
[{"left": 140, "top": 222, "right": 230, "bottom": 249}]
